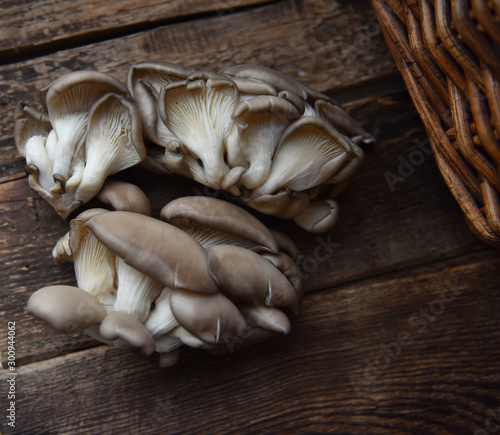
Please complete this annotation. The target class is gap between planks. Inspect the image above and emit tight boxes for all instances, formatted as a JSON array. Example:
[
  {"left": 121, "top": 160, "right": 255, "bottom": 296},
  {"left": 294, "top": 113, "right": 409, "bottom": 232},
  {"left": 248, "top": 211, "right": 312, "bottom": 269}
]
[{"left": 0, "top": 0, "right": 280, "bottom": 66}]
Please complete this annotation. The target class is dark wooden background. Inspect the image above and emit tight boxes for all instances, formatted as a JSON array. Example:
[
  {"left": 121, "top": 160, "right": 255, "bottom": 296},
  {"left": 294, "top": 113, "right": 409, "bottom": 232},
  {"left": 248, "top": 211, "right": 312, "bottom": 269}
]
[{"left": 0, "top": 0, "right": 499, "bottom": 434}]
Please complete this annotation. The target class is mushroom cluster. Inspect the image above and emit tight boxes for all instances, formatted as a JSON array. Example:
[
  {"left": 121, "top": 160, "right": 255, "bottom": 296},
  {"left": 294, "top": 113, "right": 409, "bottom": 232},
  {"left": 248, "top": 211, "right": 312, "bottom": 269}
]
[
  {"left": 17, "top": 63, "right": 372, "bottom": 366},
  {"left": 129, "top": 63, "right": 372, "bottom": 233},
  {"left": 28, "top": 197, "right": 302, "bottom": 367},
  {"left": 15, "top": 71, "right": 146, "bottom": 218}
]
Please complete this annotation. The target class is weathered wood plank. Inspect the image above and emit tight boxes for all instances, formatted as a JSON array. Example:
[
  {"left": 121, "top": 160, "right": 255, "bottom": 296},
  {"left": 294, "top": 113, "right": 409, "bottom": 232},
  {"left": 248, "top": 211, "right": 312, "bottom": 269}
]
[
  {"left": 2, "top": 252, "right": 499, "bottom": 434},
  {"left": 0, "top": 91, "right": 488, "bottom": 367},
  {"left": 0, "top": 0, "right": 274, "bottom": 62},
  {"left": 0, "top": 0, "right": 396, "bottom": 182}
]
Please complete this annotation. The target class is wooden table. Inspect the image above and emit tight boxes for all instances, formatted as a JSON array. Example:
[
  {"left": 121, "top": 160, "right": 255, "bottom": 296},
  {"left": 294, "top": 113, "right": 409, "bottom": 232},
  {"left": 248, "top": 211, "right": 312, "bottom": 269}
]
[{"left": 1, "top": 1, "right": 499, "bottom": 433}]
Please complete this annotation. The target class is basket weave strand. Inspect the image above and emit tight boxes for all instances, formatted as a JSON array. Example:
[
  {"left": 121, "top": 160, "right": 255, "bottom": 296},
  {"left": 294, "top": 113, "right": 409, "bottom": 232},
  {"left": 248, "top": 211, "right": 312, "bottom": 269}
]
[{"left": 372, "top": 0, "right": 500, "bottom": 246}]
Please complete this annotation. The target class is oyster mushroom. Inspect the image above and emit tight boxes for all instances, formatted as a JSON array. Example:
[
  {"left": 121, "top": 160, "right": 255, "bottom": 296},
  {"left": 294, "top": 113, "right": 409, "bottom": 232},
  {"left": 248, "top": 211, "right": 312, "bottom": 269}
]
[
  {"left": 250, "top": 117, "right": 360, "bottom": 197},
  {"left": 27, "top": 285, "right": 107, "bottom": 333},
  {"left": 126, "top": 62, "right": 195, "bottom": 145},
  {"left": 42, "top": 70, "right": 129, "bottom": 187},
  {"left": 74, "top": 92, "right": 146, "bottom": 206},
  {"left": 157, "top": 76, "right": 238, "bottom": 187},
  {"left": 14, "top": 103, "right": 56, "bottom": 201},
  {"left": 15, "top": 73, "right": 147, "bottom": 218},
  {"left": 169, "top": 290, "right": 247, "bottom": 345},
  {"left": 100, "top": 311, "right": 155, "bottom": 355},
  {"left": 207, "top": 244, "right": 300, "bottom": 314},
  {"left": 225, "top": 95, "right": 301, "bottom": 189},
  {"left": 84, "top": 211, "right": 218, "bottom": 294},
  {"left": 96, "top": 178, "right": 151, "bottom": 216}
]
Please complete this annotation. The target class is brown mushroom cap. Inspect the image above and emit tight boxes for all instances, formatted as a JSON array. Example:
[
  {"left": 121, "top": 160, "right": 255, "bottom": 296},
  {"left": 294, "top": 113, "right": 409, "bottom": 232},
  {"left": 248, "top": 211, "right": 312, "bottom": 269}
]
[
  {"left": 161, "top": 196, "right": 279, "bottom": 253},
  {"left": 169, "top": 290, "right": 247, "bottom": 345},
  {"left": 238, "top": 304, "right": 291, "bottom": 334},
  {"left": 294, "top": 199, "right": 339, "bottom": 234},
  {"left": 85, "top": 211, "right": 218, "bottom": 294},
  {"left": 96, "top": 179, "right": 151, "bottom": 216},
  {"left": 99, "top": 311, "right": 155, "bottom": 355},
  {"left": 220, "top": 64, "right": 308, "bottom": 101},
  {"left": 207, "top": 244, "right": 300, "bottom": 313},
  {"left": 26, "top": 285, "right": 107, "bottom": 333},
  {"left": 259, "top": 251, "right": 303, "bottom": 298}
]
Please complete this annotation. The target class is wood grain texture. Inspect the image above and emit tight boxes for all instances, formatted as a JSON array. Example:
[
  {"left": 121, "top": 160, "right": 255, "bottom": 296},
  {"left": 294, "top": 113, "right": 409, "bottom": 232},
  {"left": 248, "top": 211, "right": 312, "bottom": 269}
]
[
  {"left": 0, "top": 0, "right": 396, "bottom": 182},
  {"left": 0, "top": 0, "right": 273, "bottom": 62},
  {"left": 1, "top": 1, "right": 499, "bottom": 433},
  {"left": 1, "top": 252, "right": 498, "bottom": 434}
]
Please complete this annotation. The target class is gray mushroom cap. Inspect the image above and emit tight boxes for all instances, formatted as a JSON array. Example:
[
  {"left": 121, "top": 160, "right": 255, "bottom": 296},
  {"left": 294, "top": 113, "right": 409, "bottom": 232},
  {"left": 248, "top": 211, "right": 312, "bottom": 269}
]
[
  {"left": 84, "top": 211, "right": 218, "bottom": 294},
  {"left": 207, "top": 244, "right": 300, "bottom": 314},
  {"left": 126, "top": 62, "right": 195, "bottom": 144},
  {"left": 238, "top": 304, "right": 291, "bottom": 335},
  {"left": 169, "top": 290, "right": 247, "bottom": 345},
  {"left": 221, "top": 64, "right": 309, "bottom": 101},
  {"left": 96, "top": 179, "right": 151, "bottom": 216},
  {"left": 100, "top": 311, "right": 155, "bottom": 355},
  {"left": 160, "top": 196, "right": 280, "bottom": 253},
  {"left": 27, "top": 285, "right": 107, "bottom": 333}
]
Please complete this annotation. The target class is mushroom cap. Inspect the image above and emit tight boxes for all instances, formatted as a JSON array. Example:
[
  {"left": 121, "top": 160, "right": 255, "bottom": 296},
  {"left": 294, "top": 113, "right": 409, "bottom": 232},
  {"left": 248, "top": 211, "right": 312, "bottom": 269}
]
[
  {"left": 14, "top": 102, "right": 52, "bottom": 157},
  {"left": 44, "top": 70, "right": 129, "bottom": 109},
  {"left": 126, "top": 62, "right": 195, "bottom": 144},
  {"left": 207, "top": 244, "right": 300, "bottom": 313},
  {"left": 251, "top": 116, "right": 355, "bottom": 197},
  {"left": 26, "top": 285, "right": 107, "bottom": 333},
  {"left": 259, "top": 251, "right": 303, "bottom": 298},
  {"left": 169, "top": 289, "right": 247, "bottom": 345},
  {"left": 99, "top": 311, "right": 155, "bottom": 355},
  {"left": 75, "top": 92, "right": 146, "bottom": 206},
  {"left": 293, "top": 199, "right": 340, "bottom": 234},
  {"left": 85, "top": 211, "right": 218, "bottom": 294},
  {"left": 238, "top": 304, "right": 291, "bottom": 335},
  {"left": 160, "top": 196, "right": 279, "bottom": 253},
  {"left": 220, "top": 64, "right": 308, "bottom": 101},
  {"left": 96, "top": 179, "right": 151, "bottom": 216},
  {"left": 126, "top": 62, "right": 196, "bottom": 96},
  {"left": 270, "top": 230, "right": 300, "bottom": 261}
]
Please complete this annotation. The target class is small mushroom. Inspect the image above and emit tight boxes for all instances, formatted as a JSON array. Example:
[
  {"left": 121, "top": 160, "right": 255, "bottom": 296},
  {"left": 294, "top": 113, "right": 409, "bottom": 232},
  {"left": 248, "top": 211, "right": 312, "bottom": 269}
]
[
  {"left": 27, "top": 285, "right": 107, "bottom": 333},
  {"left": 293, "top": 199, "right": 340, "bottom": 234},
  {"left": 96, "top": 179, "right": 151, "bottom": 216},
  {"left": 99, "top": 311, "right": 155, "bottom": 355},
  {"left": 238, "top": 304, "right": 291, "bottom": 335}
]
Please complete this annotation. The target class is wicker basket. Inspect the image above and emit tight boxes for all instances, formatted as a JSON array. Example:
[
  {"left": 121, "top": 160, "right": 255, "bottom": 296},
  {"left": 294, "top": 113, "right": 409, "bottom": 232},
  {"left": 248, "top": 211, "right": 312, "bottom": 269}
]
[{"left": 371, "top": 0, "right": 500, "bottom": 246}]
